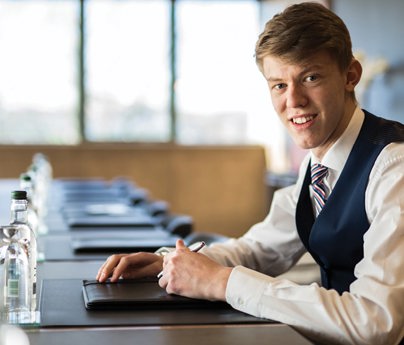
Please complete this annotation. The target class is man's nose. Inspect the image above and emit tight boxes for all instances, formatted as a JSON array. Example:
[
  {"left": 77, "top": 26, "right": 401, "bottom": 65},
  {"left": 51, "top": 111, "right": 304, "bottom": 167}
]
[{"left": 286, "top": 85, "right": 308, "bottom": 109}]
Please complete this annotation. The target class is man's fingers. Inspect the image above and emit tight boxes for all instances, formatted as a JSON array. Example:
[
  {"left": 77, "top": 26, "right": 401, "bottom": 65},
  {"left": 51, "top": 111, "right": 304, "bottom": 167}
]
[
  {"left": 175, "top": 239, "right": 186, "bottom": 251},
  {"left": 96, "top": 254, "right": 126, "bottom": 282},
  {"left": 97, "top": 252, "right": 164, "bottom": 282},
  {"left": 109, "top": 254, "right": 140, "bottom": 282}
]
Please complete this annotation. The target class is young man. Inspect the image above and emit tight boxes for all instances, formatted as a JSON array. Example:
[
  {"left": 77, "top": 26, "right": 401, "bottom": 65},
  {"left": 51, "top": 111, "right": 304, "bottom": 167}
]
[{"left": 97, "top": 3, "right": 404, "bottom": 344}]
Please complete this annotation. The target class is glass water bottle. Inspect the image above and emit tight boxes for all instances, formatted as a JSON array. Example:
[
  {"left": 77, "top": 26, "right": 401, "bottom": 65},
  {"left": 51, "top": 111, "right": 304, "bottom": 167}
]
[
  {"left": 0, "top": 225, "right": 32, "bottom": 324},
  {"left": 8, "top": 191, "right": 37, "bottom": 314}
]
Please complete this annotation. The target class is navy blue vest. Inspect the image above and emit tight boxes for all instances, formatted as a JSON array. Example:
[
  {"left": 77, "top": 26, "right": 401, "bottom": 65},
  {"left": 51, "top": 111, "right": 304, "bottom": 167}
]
[{"left": 296, "top": 111, "right": 404, "bottom": 295}]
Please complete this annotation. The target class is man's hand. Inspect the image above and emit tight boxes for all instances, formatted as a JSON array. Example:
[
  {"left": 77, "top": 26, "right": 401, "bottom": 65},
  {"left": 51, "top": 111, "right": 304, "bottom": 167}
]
[
  {"left": 158, "top": 240, "right": 232, "bottom": 301},
  {"left": 96, "top": 252, "right": 163, "bottom": 283}
]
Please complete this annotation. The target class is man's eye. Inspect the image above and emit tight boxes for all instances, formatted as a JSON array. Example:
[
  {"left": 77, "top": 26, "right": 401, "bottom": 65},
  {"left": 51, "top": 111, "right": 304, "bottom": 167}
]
[
  {"left": 274, "top": 83, "right": 287, "bottom": 90},
  {"left": 305, "top": 75, "right": 318, "bottom": 82}
]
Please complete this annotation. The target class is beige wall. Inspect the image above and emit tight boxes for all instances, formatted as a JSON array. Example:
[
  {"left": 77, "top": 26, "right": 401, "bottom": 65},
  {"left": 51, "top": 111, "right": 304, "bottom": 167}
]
[{"left": 0, "top": 144, "right": 269, "bottom": 237}]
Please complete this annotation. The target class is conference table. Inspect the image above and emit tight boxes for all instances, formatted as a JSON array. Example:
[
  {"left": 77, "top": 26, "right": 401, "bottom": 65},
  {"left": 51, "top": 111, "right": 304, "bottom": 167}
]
[{"left": 0, "top": 178, "right": 313, "bottom": 345}]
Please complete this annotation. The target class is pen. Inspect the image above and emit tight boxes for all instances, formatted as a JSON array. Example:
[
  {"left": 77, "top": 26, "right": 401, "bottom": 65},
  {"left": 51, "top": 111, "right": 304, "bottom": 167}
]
[{"left": 157, "top": 241, "right": 206, "bottom": 279}]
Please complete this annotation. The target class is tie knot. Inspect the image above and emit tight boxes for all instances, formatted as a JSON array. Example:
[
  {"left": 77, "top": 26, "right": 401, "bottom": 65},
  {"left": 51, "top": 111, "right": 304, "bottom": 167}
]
[{"left": 311, "top": 163, "right": 328, "bottom": 185}]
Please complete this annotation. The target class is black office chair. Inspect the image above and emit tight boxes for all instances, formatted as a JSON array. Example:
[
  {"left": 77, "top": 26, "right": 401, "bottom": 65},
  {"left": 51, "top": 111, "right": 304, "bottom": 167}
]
[{"left": 162, "top": 214, "right": 194, "bottom": 238}]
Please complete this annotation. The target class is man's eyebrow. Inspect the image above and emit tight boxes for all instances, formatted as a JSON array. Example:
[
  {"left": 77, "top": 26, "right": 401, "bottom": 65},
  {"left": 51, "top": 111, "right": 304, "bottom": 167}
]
[
  {"left": 265, "top": 64, "right": 325, "bottom": 82},
  {"left": 266, "top": 76, "right": 283, "bottom": 82},
  {"left": 300, "top": 64, "right": 324, "bottom": 73}
]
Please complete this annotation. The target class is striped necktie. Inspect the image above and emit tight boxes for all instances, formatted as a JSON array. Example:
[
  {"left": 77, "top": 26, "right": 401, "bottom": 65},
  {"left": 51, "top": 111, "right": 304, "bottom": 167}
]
[{"left": 311, "top": 163, "right": 329, "bottom": 216}]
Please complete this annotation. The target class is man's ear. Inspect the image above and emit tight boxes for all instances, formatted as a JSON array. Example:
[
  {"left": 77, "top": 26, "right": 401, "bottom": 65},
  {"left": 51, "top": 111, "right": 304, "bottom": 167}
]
[{"left": 345, "top": 59, "right": 362, "bottom": 92}]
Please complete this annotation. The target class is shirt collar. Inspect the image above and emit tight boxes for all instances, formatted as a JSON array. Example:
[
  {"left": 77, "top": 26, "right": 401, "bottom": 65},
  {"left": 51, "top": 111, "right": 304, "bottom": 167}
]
[{"left": 311, "top": 106, "right": 365, "bottom": 175}]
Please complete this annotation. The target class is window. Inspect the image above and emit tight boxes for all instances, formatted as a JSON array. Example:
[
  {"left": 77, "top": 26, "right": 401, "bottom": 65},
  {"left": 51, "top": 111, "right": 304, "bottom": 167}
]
[
  {"left": 0, "top": 1, "right": 79, "bottom": 144},
  {"left": 85, "top": 0, "right": 170, "bottom": 142},
  {"left": 176, "top": 1, "right": 261, "bottom": 144},
  {"left": 175, "top": 0, "right": 287, "bottom": 171},
  {"left": 0, "top": 0, "right": 289, "bottom": 170}
]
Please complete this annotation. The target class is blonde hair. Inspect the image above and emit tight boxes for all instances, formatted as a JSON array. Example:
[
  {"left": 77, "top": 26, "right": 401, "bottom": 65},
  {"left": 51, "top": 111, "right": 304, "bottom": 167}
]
[{"left": 255, "top": 2, "right": 354, "bottom": 73}]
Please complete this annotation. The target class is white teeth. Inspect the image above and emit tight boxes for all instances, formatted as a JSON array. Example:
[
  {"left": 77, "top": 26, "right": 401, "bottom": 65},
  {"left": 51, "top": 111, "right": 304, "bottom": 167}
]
[{"left": 292, "top": 116, "right": 314, "bottom": 124}]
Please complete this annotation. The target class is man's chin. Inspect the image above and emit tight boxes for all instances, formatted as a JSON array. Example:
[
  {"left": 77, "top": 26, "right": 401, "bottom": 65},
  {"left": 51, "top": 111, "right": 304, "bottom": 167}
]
[{"left": 290, "top": 138, "right": 317, "bottom": 151}]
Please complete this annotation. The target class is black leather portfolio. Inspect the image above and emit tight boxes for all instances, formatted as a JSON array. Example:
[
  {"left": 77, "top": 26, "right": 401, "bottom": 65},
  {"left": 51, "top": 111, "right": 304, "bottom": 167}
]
[
  {"left": 82, "top": 279, "right": 226, "bottom": 310},
  {"left": 40, "top": 279, "right": 271, "bottom": 327}
]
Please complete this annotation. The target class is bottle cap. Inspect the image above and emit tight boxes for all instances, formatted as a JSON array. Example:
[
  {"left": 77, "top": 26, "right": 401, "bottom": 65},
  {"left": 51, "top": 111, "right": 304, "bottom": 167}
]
[
  {"left": 11, "top": 190, "right": 27, "bottom": 200},
  {"left": 20, "top": 173, "right": 32, "bottom": 181}
]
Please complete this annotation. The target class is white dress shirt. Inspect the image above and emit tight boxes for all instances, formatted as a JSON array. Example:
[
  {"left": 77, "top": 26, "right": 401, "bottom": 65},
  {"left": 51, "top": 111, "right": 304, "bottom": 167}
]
[{"left": 201, "top": 107, "right": 404, "bottom": 345}]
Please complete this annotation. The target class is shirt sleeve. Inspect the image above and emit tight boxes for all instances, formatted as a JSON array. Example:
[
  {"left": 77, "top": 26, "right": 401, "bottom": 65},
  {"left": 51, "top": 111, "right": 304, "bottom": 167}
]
[{"left": 225, "top": 143, "right": 404, "bottom": 345}]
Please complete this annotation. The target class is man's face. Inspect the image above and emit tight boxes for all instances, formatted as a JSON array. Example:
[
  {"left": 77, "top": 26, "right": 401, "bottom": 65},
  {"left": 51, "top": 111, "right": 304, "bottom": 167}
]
[{"left": 262, "top": 51, "right": 357, "bottom": 159}]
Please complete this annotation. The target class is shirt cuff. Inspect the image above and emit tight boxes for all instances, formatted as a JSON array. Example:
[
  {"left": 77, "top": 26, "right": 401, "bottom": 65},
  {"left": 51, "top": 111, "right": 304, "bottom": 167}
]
[
  {"left": 225, "top": 265, "right": 276, "bottom": 317},
  {"left": 154, "top": 247, "right": 174, "bottom": 256}
]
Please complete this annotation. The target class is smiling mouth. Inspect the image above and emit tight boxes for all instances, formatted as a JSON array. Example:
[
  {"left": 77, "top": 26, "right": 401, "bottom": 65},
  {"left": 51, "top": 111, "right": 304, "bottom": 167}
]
[{"left": 291, "top": 114, "right": 316, "bottom": 125}]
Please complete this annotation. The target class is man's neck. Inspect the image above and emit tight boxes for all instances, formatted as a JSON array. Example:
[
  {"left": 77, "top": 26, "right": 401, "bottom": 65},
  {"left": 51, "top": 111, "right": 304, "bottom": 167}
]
[{"left": 312, "top": 100, "right": 358, "bottom": 161}]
